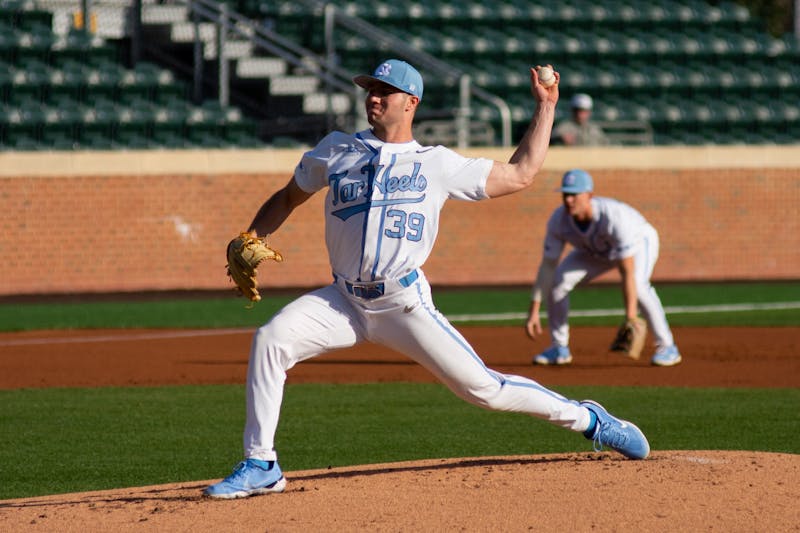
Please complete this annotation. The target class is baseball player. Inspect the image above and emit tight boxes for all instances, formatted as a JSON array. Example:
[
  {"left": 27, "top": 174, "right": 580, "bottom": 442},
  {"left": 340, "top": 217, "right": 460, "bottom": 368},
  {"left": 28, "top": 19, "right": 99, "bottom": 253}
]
[
  {"left": 204, "top": 60, "right": 650, "bottom": 499},
  {"left": 525, "top": 169, "right": 682, "bottom": 367}
]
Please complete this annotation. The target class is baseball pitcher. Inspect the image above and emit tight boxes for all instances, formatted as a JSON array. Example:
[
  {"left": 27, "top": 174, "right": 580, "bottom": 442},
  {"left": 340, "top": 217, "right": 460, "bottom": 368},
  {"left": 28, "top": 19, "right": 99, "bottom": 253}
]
[{"left": 205, "top": 60, "right": 650, "bottom": 499}]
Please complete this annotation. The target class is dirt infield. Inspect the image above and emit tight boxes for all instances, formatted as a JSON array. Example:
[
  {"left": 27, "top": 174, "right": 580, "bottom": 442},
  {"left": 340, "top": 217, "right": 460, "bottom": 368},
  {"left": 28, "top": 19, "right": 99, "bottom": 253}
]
[
  {"left": 1, "top": 325, "right": 798, "bottom": 531},
  {"left": 2, "top": 325, "right": 798, "bottom": 389}
]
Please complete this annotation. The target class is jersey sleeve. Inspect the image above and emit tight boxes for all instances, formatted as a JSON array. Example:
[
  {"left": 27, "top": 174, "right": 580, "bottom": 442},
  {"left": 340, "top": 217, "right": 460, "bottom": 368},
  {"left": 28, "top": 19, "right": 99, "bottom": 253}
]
[
  {"left": 293, "top": 131, "right": 352, "bottom": 193},
  {"left": 435, "top": 147, "right": 493, "bottom": 201}
]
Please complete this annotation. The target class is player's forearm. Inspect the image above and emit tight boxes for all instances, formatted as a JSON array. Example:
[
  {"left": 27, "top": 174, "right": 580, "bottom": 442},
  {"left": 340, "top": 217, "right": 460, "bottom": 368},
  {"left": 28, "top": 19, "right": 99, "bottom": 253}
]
[
  {"left": 531, "top": 257, "right": 557, "bottom": 303},
  {"left": 248, "top": 180, "right": 311, "bottom": 236},
  {"left": 485, "top": 101, "right": 556, "bottom": 198},
  {"left": 509, "top": 100, "right": 557, "bottom": 181},
  {"left": 510, "top": 100, "right": 557, "bottom": 172},
  {"left": 619, "top": 259, "right": 638, "bottom": 319},
  {"left": 622, "top": 280, "right": 638, "bottom": 319}
]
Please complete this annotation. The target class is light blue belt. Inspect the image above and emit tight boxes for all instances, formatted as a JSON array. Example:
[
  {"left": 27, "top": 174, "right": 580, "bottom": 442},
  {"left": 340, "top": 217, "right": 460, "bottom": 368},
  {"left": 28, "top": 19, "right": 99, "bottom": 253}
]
[{"left": 334, "top": 270, "right": 419, "bottom": 299}]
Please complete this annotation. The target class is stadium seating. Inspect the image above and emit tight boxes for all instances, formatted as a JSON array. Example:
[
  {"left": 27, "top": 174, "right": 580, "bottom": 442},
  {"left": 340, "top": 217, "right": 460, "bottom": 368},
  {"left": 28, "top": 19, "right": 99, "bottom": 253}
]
[
  {"left": 2, "top": 0, "right": 798, "bottom": 148},
  {"left": 0, "top": 0, "right": 263, "bottom": 150},
  {"left": 247, "top": 0, "right": 799, "bottom": 145}
]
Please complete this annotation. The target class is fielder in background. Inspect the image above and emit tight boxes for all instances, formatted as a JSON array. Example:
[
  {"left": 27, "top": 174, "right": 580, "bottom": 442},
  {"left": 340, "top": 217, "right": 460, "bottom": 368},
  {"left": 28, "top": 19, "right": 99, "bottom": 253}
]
[
  {"left": 525, "top": 169, "right": 682, "bottom": 367},
  {"left": 204, "top": 60, "right": 650, "bottom": 500},
  {"left": 552, "top": 93, "right": 610, "bottom": 146}
]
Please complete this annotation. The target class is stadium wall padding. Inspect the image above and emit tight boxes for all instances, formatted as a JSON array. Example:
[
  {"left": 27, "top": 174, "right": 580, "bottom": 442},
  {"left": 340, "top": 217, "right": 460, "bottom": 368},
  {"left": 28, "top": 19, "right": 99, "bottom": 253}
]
[{"left": 1, "top": 146, "right": 798, "bottom": 295}]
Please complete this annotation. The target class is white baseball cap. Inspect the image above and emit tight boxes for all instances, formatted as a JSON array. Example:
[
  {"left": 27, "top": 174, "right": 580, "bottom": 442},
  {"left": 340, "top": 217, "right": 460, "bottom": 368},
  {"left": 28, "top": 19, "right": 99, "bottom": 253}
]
[{"left": 570, "top": 93, "right": 593, "bottom": 110}]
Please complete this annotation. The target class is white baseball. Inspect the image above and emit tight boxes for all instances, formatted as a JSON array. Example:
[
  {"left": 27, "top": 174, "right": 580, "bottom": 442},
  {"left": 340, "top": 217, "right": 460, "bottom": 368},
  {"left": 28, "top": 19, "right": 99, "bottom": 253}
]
[{"left": 538, "top": 66, "right": 555, "bottom": 88}]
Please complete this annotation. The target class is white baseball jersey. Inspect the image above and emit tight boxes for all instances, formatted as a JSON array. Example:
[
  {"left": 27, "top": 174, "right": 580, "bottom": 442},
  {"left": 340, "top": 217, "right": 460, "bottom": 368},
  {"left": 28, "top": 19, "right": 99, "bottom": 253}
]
[
  {"left": 294, "top": 129, "right": 493, "bottom": 282},
  {"left": 542, "top": 197, "right": 649, "bottom": 262}
]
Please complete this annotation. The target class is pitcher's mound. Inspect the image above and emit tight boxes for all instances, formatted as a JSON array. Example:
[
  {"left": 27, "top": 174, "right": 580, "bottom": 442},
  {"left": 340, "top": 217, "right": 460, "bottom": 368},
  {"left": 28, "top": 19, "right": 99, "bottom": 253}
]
[{"left": 3, "top": 450, "right": 797, "bottom": 532}]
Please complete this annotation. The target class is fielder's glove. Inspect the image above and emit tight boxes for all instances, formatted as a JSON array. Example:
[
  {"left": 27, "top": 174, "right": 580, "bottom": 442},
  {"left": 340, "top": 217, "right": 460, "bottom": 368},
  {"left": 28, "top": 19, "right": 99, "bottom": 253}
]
[
  {"left": 226, "top": 232, "right": 283, "bottom": 304},
  {"left": 609, "top": 317, "right": 648, "bottom": 360}
]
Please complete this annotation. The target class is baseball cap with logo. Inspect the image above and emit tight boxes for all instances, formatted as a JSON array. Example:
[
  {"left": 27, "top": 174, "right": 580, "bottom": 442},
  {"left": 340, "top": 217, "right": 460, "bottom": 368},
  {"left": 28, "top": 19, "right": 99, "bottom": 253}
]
[
  {"left": 353, "top": 59, "right": 424, "bottom": 100},
  {"left": 558, "top": 169, "right": 594, "bottom": 193},
  {"left": 570, "top": 93, "right": 593, "bottom": 110}
]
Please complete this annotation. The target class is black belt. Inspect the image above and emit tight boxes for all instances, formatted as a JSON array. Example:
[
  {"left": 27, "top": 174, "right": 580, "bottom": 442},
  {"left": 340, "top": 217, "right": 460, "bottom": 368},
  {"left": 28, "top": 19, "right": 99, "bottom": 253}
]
[{"left": 337, "top": 270, "right": 419, "bottom": 300}]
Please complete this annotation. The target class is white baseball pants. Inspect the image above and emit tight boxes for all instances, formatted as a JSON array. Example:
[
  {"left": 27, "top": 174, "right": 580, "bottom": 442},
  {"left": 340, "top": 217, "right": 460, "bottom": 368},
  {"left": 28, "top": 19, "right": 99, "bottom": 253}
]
[{"left": 243, "top": 271, "right": 591, "bottom": 461}]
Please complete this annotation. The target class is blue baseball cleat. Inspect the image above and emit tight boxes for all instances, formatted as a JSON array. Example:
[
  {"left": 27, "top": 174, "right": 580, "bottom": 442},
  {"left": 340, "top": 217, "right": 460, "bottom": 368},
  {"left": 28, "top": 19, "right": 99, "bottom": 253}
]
[
  {"left": 651, "top": 345, "right": 682, "bottom": 367},
  {"left": 581, "top": 400, "right": 650, "bottom": 460},
  {"left": 203, "top": 458, "right": 287, "bottom": 499},
  {"left": 533, "top": 345, "right": 573, "bottom": 365}
]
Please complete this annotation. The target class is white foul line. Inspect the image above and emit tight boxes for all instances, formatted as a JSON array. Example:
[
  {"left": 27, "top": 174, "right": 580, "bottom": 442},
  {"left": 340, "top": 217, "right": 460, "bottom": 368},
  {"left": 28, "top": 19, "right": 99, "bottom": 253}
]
[
  {"left": 0, "top": 301, "right": 797, "bottom": 346},
  {"left": 0, "top": 327, "right": 253, "bottom": 346},
  {"left": 446, "top": 301, "right": 800, "bottom": 323}
]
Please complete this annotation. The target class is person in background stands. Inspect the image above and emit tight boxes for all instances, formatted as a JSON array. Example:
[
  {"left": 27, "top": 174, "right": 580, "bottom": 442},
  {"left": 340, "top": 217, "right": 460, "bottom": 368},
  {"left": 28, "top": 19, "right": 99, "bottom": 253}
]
[{"left": 552, "top": 93, "right": 610, "bottom": 146}]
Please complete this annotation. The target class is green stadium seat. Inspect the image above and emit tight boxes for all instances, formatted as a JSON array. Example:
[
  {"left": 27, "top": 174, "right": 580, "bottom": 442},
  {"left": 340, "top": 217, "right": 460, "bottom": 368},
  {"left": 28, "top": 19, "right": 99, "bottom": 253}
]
[
  {"left": 9, "top": 59, "right": 50, "bottom": 103},
  {"left": 113, "top": 101, "right": 154, "bottom": 140},
  {"left": 82, "top": 64, "right": 123, "bottom": 102},
  {"left": 13, "top": 23, "right": 55, "bottom": 64},
  {"left": 47, "top": 61, "right": 85, "bottom": 103},
  {"left": 5, "top": 98, "right": 45, "bottom": 142},
  {"left": 0, "top": 22, "right": 15, "bottom": 62},
  {"left": 0, "top": 61, "right": 12, "bottom": 103},
  {"left": 77, "top": 100, "right": 116, "bottom": 143}
]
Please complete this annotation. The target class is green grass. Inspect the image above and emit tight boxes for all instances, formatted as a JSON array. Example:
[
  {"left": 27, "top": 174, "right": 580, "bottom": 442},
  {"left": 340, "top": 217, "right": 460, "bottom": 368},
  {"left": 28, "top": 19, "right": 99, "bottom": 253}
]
[
  {"left": 0, "top": 281, "right": 798, "bottom": 331},
  {"left": 0, "top": 383, "right": 797, "bottom": 500},
  {"left": 0, "top": 281, "right": 797, "bottom": 500}
]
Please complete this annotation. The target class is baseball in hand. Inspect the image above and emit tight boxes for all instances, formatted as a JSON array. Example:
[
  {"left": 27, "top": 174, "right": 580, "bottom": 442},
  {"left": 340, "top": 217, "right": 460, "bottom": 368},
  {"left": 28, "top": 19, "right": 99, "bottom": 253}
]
[{"left": 537, "top": 66, "right": 555, "bottom": 88}]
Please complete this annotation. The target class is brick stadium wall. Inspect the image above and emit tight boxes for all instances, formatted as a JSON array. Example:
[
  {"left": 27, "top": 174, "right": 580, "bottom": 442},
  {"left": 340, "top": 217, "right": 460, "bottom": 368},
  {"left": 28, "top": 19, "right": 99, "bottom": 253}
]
[{"left": 1, "top": 146, "right": 798, "bottom": 296}]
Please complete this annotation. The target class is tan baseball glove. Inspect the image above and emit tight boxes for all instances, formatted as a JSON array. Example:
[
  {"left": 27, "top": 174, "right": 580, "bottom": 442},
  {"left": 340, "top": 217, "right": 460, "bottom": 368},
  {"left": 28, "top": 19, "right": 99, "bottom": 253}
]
[
  {"left": 226, "top": 232, "right": 283, "bottom": 304},
  {"left": 609, "top": 317, "right": 648, "bottom": 359}
]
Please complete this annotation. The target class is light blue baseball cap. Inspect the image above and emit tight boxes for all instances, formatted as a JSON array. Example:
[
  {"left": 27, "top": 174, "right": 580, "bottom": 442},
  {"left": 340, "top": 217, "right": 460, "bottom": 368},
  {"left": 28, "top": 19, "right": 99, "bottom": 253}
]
[
  {"left": 353, "top": 59, "right": 424, "bottom": 100},
  {"left": 559, "top": 169, "right": 594, "bottom": 193}
]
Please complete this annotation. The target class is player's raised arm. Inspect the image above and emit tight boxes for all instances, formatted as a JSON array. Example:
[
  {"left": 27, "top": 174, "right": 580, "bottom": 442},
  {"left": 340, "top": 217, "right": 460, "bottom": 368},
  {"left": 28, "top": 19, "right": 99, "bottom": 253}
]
[{"left": 484, "top": 65, "right": 560, "bottom": 199}]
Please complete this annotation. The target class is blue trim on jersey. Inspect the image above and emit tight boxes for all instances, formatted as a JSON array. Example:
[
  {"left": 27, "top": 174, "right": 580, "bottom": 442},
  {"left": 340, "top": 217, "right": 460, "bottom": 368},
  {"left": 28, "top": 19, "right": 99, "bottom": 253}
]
[
  {"left": 356, "top": 137, "right": 380, "bottom": 281},
  {"left": 331, "top": 196, "right": 424, "bottom": 221},
  {"left": 371, "top": 153, "right": 397, "bottom": 280}
]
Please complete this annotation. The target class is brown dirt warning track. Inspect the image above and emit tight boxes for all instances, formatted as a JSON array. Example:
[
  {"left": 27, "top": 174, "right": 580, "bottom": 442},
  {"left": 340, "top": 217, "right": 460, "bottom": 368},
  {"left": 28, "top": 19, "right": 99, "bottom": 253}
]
[{"left": 0, "top": 325, "right": 798, "bottom": 531}]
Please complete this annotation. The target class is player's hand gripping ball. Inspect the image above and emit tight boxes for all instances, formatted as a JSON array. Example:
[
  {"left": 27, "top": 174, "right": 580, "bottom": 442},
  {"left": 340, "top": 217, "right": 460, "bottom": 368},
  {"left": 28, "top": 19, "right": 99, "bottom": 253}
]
[
  {"left": 226, "top": 232, "right": 283, "bottom": 305},
  {"left": 537, "top": 66, "right": 556, "bottom": 88}
]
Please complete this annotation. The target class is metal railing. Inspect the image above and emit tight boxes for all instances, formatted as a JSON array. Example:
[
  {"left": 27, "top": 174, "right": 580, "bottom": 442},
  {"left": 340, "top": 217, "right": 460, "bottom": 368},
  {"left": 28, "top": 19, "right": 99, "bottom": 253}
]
[
  {"left": 187, "top": 0, "right": 361, "bottom": 130},
  {"left": 318, "top": 3, "right": 512, "bottom": 147}
]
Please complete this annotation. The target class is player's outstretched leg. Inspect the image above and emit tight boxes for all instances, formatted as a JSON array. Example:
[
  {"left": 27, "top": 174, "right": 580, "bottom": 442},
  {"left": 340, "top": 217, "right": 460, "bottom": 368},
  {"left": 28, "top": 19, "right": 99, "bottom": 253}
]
[
  {"left": 580, "top": 400, "right": 650, "bottom": 459},
  {"left": 203, "top": 458, "right": 286, "bottom": 499}
]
